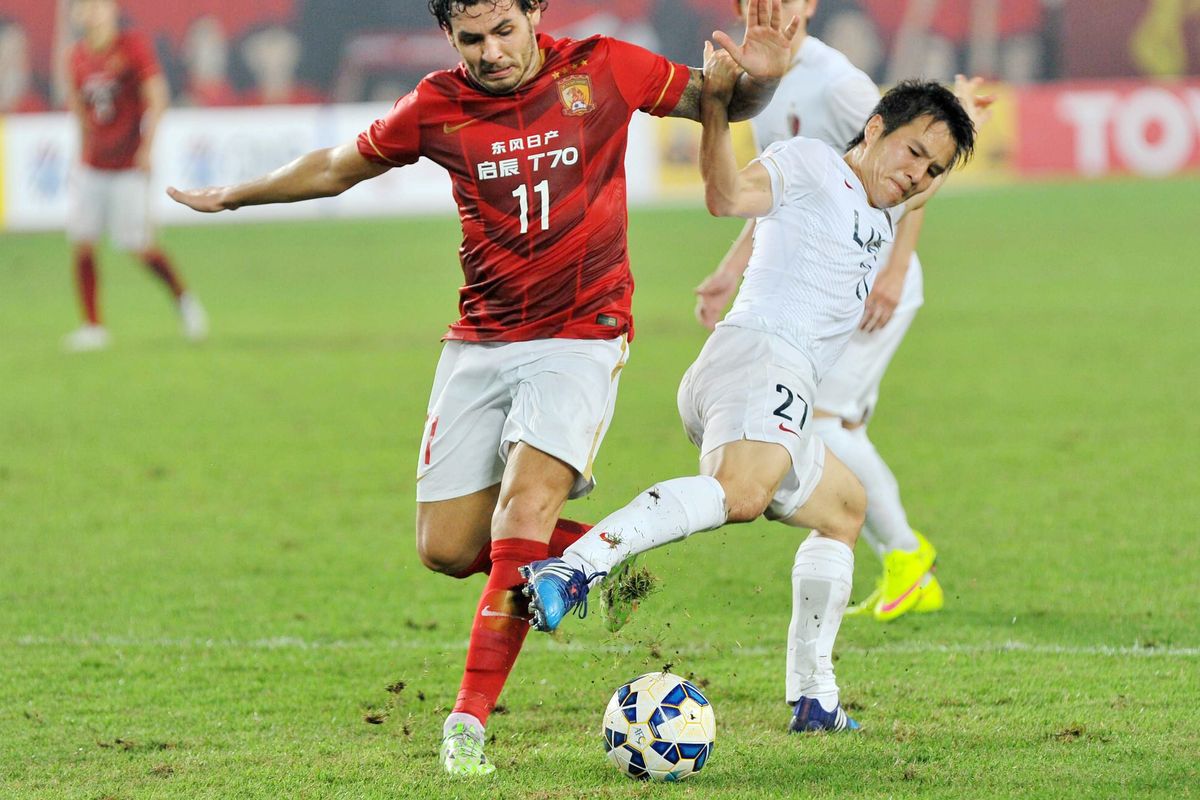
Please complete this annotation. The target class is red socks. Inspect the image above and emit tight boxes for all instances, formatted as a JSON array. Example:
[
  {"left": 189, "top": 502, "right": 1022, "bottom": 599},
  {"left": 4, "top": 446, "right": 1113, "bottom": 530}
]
[
  {"left": 75, "top": 250, "right": 99, "bottom": 325},
  {"left": 453, "top": 518, "right": 591, "bottom": 579},
  {"left": 449, "top": 520, "right": 593, "bottom": 723},
  {"left": 453, "top": 537, "right": 547, "bottom": 724},
  {"left": 142, "top": 250, "right": 185, "bottom": 298}
]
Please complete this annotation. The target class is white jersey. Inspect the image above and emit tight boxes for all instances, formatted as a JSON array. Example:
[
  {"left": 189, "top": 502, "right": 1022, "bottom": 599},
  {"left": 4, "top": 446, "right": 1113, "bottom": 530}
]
[
  {"left": 721, "top": 137, "right": 894, "bottom": 381},
  {"left": 750, "top": 36, "right": 923, "bottom": 315}
]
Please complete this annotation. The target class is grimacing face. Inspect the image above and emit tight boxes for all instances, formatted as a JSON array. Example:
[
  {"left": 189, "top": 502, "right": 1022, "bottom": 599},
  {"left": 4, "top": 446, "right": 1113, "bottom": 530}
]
[
  {"left": 858, "top": 114, "right": 957, "bottom": 208},
  {"left": 446, "top": 0, "right": 543, "bottom": 94}
]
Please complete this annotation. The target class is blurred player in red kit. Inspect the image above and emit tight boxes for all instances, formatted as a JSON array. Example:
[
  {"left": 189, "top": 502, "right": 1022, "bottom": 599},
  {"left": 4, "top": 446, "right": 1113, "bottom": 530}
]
[{"left": 65, "top": 0, "right": 207, "bottom": 352}]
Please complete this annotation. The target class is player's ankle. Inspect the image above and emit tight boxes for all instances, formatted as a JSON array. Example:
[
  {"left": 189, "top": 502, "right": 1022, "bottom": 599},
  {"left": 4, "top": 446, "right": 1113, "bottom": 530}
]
[{"left": 444, "top": 712, "right": 484, "bottom": 739}]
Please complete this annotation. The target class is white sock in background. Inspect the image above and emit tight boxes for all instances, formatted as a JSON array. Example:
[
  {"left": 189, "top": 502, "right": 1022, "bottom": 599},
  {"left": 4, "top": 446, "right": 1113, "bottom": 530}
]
[
  {"left": 562, "top": 476, "right": 727, "bottom": 582},
  {"left": 811, "top": 417, "right": 919, "bottom": 556},
  {"left": 786, "top": 534, "right": 854, "bottom": 708}
]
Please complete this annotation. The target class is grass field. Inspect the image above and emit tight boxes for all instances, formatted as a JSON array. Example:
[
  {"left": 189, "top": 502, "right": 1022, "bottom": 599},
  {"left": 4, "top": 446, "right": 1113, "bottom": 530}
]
[{"left": 2, "top": 178, "right": 1199, "bottom": 799}]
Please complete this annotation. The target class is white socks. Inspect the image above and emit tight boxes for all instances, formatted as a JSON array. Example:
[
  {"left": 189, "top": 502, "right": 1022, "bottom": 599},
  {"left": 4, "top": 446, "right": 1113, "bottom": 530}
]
[
  {"left": 562, "top": 476, "right": 727, "bottom": 582},
  {"left": 811, "top": 417, "right": 919, "bottom": 558},
  {"left": 785, "top": 535, "right": 854, "bottom": 708}
]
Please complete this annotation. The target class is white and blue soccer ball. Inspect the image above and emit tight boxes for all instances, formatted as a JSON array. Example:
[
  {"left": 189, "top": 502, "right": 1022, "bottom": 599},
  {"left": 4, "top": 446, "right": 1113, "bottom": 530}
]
[{"left": 601, "top": 671, "right": 716, "bottom": 781}]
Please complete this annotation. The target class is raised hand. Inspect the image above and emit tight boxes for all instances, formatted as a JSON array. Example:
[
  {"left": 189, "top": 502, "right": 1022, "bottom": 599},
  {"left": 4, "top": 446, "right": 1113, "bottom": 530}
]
[
  {"left": 694, "top": 269, "right": 739, "bottom": 331},
  {"left": 712, "top": 0, "right": 801, "bottom": 84},
  {"left": 701, "top": 40, "right": 742, "bottom": 104},
  {"left": 953, "top": 74, "right": 996, "bottom": 130}
]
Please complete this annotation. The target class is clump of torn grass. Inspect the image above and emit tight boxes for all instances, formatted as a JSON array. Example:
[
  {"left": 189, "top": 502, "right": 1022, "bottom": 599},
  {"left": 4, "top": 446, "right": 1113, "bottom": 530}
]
[{"left": 605, "top": 565, "right": 660, "bottom": 607}]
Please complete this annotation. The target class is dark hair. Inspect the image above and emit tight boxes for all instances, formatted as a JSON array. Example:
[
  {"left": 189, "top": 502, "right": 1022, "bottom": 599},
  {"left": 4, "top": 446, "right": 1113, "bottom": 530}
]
[
  {"left": 846, "top": 79, "right": 976, "bottom": 170},
  {"left": 427, "top": 0, "right": 547, "bottom": 32}
]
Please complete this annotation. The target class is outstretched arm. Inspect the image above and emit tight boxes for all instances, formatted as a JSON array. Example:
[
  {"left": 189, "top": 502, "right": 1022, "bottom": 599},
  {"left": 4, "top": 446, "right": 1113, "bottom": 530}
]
[
  {"left": 699, "top": 45, "right": 774, "bottom": 219},
  {"left": 167, "top": 142, "right": 389, "bottom": 213}
]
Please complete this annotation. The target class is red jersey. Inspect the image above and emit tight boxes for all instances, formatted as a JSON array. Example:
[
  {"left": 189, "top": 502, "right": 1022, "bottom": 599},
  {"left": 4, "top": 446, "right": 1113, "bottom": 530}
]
[
  {"left": 358, "top": 34, "right": 690, "bottom": 343},
  {"left": 69, "top": 31, "right": 160, "bottom": 171}
]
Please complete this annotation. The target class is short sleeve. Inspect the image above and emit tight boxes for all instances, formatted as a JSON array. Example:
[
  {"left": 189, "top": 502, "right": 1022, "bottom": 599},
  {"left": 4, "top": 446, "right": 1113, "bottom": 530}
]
[
  {"left": 753, "top": 137, "right": 833, "bottom": 213},
  {"left": 357, "top": 88, "right": 422, "bottom": 168},
  {"left": 605, "top": 38, "right": 691, "bottom": 117},
  {"left": 127, "top": 33, "right": 161, "bottom": 83},
  {"left": 825, "top": 73, "right": 880, "bottom": 151}
]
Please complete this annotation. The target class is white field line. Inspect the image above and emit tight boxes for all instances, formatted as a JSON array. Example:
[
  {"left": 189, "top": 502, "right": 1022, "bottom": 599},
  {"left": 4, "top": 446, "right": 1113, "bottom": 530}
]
[{"left": 7, "top": 635, "right": 1199, "bottom": 658}]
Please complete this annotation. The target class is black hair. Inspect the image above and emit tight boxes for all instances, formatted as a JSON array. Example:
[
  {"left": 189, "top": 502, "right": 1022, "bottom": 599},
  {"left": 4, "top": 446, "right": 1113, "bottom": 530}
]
[
  {"left": 427, "top": 0, "right": 547, "bottom": 32},
  {"left": 846, "top": 79, "right": 976, "bottom": 170}
]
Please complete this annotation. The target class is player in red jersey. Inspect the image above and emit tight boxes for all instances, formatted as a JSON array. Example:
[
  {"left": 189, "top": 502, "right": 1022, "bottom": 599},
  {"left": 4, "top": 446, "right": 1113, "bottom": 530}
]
[
  {"left": 169, "top": 0, "right": 799, "bottom": 775},
  {"left": 64, "top": 0, "right": 207, "bottom": 352}
]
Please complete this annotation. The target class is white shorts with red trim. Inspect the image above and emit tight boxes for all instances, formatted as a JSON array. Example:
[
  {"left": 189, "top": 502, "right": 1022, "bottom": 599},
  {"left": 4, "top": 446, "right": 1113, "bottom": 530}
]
[{"left": 416, "top": 336, "right": 629, "bottom": 503}]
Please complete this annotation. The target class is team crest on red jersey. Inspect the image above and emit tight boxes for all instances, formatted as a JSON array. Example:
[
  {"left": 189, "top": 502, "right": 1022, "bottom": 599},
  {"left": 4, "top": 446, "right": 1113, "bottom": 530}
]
[{"left": 557, "top": 75, "right": 596, "bottom": 116}]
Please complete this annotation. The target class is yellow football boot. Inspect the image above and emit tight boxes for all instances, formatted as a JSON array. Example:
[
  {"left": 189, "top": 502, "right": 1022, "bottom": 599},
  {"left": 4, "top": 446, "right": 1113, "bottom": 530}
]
[
  {"left": 914, "top": 570, "right": 944, "bottom": 613},
  {"left": 873, "top": 532, "right": 937, "bottom": 622}
]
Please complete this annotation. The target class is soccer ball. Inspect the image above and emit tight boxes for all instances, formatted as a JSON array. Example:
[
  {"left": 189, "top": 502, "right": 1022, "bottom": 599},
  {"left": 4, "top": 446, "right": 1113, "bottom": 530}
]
[{"left": 601, "top": 671, "right": 716, "bottom": 781}]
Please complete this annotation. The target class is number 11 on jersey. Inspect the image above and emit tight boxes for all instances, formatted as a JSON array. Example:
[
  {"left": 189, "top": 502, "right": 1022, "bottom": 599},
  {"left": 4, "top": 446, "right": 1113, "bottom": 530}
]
[{"left": 513, "top": 180, "right": 550, "bottom": 234}]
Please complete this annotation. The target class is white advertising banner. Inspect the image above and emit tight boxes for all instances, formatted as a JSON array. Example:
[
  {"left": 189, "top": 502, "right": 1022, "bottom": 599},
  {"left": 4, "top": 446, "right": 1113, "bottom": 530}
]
[{"left": 1, "top": 102, "right": 662, "bottom": 232}]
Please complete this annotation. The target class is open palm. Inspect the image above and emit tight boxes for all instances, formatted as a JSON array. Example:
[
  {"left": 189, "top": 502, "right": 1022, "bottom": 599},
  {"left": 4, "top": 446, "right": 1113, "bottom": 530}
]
[{"left": 712, "top": 0, "right": 801, "bottom": 83}]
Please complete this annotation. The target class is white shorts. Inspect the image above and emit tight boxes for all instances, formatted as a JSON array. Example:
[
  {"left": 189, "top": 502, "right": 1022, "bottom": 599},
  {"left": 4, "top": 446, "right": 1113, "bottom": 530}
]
[
  {"left": 67, "top": 166, "right": 154, "bottom": 252},
  {"left": 816, "top": 307, "right": 918, "bottom": 425},
  {"left": 416, "top": 336, "right": 629, "bottom": 503},
  {"left": 677, "top": 325, "right": 826, "bottom": 520}
]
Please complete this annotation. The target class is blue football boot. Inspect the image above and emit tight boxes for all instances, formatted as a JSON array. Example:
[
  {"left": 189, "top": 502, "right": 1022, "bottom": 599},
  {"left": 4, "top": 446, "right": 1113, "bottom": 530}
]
[
  {"left": 788, "top": 696, "right": 861, "bottom": 733},
  {"left": 518, "top": 558, "right": 597, "bottom": 632}
]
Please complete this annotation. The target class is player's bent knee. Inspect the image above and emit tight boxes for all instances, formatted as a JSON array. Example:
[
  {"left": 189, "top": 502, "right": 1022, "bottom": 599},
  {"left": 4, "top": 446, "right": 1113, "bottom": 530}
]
[
  {"left": 416, "top": 540, "right": 476, "bottom": 576},
  {"left": 839, "top": 504, "right": 866, "bottom": 543},
  {"left": 719, "top": 479, "right": 774, "bottom": 524}
]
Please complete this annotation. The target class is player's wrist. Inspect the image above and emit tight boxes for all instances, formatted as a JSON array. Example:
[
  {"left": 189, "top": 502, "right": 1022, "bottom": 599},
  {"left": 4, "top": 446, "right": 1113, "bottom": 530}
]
[{"left": 742, "top": 72, "right": 779, "bottom": 91}]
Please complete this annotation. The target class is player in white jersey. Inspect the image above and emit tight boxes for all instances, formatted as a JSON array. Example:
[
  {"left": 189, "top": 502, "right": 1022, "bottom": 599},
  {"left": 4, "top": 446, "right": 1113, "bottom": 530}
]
[
  {"left": 696, "top": 0, "right": 940, "bottom": 622},
  {"left": 523, "top": 49, "right": 985, "bottom": 732}
]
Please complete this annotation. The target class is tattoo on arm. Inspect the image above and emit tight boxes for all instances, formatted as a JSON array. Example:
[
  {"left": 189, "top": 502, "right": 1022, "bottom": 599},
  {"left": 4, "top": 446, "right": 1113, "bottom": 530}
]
[
  {"left": 666, "top": 67, "right": 779, "bottom": 123},
  {"left": 727, "top": 72, "right": 778, "bottom": 122},
  {"left": 665, "top": 67, "right": 704, "bottom": 122}
]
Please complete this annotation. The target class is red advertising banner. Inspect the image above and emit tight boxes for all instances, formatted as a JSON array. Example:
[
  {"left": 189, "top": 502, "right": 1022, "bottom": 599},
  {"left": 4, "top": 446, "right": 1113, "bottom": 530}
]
[{"left": 1015, "top": 80, "right": 1200, "bottom": 177}]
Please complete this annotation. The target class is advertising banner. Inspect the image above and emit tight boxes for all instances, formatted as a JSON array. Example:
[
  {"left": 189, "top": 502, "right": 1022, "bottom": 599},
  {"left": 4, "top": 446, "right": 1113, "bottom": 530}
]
[
  {"left": 6, "top": 79, "right": 1200, "bottom": 231},
  {"left": 1015, "top": 80, "right": 1200, "bottom": 177},
  {"left": 0, "top": 104, "right": 458, "bottom": 231},
  {"left": 0, "top": 102, "right": 663, "bottom": 231}
]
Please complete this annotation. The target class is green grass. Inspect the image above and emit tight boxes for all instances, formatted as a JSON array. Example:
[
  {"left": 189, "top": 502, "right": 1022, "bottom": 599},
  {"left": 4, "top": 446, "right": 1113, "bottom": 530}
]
[{"left": 2, "top": 178, "right": 1198, "bottom": 799}]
